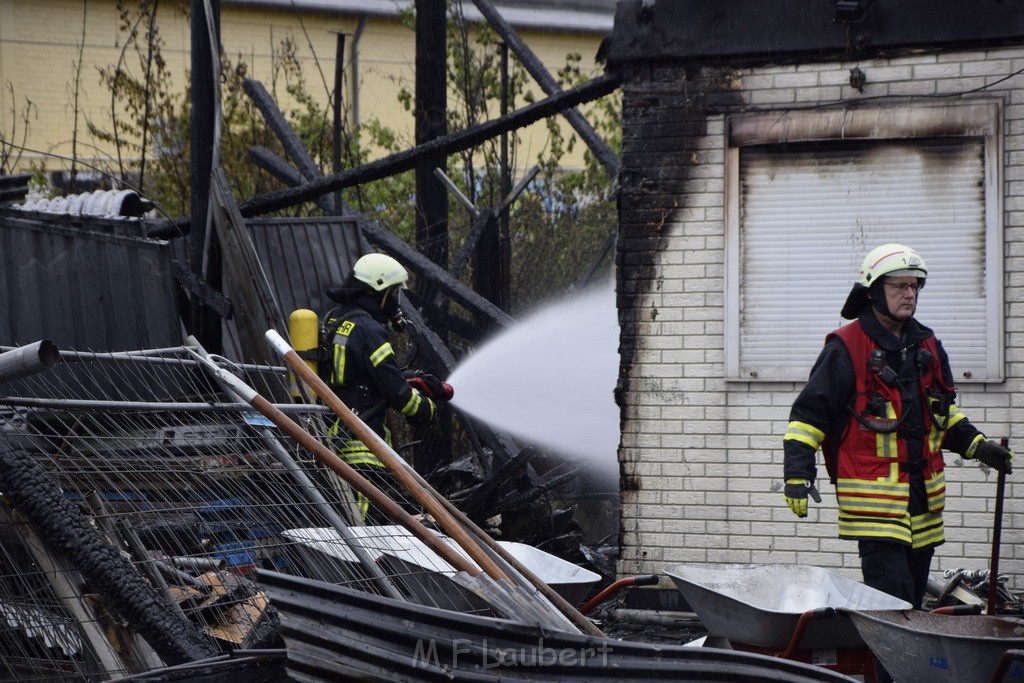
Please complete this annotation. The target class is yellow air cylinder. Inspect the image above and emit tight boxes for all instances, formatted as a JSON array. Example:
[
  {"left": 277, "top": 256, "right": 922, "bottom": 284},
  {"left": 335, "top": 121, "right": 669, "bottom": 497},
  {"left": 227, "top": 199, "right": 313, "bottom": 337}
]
[{"left": 289, "top": 309, "right": 320, "bottom": 398}]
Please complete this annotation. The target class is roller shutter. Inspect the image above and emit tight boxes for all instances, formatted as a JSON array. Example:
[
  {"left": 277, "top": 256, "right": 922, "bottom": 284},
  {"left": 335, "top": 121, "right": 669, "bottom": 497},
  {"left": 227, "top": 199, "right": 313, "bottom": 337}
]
[{"left": 732, "top": 137, "right": 998, "bottom": 382}]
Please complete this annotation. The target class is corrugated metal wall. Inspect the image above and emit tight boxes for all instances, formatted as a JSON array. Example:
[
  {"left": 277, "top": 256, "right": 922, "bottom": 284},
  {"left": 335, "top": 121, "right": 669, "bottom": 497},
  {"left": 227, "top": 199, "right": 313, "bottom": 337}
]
[
  {"left": 0, "top": 212, "right": 180, "bottom": 352},
  {"left": 246, "top": 215, "right": 368, "bottom": 320}
]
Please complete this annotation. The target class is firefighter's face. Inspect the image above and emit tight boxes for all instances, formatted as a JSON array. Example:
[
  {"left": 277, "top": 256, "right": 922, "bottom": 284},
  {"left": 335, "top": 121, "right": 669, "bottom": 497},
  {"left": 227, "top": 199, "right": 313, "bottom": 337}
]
[{"left": 882, "top": 276, "right": 920, "bottom": 320}]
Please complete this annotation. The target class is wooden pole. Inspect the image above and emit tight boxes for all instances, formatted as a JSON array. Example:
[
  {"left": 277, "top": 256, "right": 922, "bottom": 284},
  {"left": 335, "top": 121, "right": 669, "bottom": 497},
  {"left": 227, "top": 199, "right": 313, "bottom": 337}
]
[{"left": 264, "top": 330, "right": 512, "bottom": 583}]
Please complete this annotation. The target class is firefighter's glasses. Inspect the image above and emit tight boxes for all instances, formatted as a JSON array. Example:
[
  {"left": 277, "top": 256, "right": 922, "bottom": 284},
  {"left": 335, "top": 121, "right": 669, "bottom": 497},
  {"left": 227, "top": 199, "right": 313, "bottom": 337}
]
[{"left": 884, "top": 281, "right": 921, "bottom": 294}]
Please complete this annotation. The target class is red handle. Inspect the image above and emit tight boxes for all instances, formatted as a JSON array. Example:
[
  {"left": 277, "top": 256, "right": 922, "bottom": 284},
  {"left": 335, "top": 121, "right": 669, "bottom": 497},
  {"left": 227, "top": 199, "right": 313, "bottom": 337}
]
[
  {"left": 577, "top": 574, "right": 660, "bottom": 615},
  {"left": 407, "top": 376, "right": 454, "bottom": 401}
]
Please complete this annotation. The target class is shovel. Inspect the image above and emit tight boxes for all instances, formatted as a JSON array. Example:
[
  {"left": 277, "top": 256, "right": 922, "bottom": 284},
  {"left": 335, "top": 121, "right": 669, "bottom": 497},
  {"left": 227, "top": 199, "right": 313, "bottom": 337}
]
[{"left": 987, "top": 437, "right": 1009, "bottom": 615}]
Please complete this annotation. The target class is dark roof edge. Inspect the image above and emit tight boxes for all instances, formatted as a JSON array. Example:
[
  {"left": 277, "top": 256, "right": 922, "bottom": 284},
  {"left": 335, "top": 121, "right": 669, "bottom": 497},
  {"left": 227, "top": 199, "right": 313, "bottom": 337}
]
[{"left": 600, "top": 0, "right": 1024, "bottom": 69}]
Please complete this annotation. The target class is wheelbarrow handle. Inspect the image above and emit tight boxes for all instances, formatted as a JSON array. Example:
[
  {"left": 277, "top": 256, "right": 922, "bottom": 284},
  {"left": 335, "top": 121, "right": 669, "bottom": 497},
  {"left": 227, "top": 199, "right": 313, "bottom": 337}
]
[
  {"left": 929, "top": 604, "right": 982, "bottom": 616},
  {"left": 990, "top": 648, "right": 1024, "bottom": 683},
  {"left": 776, "top": 608, "right": 836, "bottom": 660},
  {"left": 577, "top": 574, "right": 661, "bottom": 615}
]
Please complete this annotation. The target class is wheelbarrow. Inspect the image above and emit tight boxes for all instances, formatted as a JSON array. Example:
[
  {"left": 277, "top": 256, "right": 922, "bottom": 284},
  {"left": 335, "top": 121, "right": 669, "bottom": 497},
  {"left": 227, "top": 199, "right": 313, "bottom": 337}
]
[
  {"left": 666, "top": 563, "right": 912, "bottom": 681},
  {"left": 843, "top": 608, "right": 1024, "bottom": 682}
]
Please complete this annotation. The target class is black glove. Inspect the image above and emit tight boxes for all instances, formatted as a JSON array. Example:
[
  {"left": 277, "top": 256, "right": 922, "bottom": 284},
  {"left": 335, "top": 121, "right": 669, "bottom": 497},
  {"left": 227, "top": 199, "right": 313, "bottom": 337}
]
[
  {"left": 422, "top": 373, "right": 447, "bottom": 401},
  {"left": 783, "top": 478, "right": 822, "bottom": 518},
  {"left": 974, "top": 440, "right": 1013, "bottom": 475}
]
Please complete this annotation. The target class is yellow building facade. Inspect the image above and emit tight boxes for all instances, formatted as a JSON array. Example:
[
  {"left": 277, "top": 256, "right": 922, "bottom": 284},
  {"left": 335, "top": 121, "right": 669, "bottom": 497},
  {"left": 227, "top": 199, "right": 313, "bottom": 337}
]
[{"left": 0, "top": 0, "right": 613, "bottom": 181}]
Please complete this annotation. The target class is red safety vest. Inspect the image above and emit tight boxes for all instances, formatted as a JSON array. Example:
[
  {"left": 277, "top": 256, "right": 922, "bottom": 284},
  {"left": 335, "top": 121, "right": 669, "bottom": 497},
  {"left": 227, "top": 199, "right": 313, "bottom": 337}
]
[{"left": 826, "top": 322, "right": 957, "bottom": 521}]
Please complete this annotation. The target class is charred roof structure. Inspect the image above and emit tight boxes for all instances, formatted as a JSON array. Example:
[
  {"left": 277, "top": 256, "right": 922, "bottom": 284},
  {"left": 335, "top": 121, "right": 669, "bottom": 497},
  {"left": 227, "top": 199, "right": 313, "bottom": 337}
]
[{"left": 0, "top": 2, "right": 627, "bottom": 676}]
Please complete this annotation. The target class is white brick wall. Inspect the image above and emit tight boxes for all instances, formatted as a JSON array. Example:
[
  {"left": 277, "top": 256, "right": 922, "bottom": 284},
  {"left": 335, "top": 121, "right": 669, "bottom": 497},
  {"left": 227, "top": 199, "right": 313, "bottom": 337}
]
[{"left": 620, "top": 45, "right": 1024, "bottom": 592}]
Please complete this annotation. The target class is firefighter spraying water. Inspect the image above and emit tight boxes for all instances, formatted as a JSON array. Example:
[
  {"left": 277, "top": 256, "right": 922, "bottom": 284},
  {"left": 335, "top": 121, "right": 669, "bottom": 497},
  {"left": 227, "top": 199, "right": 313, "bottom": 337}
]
[{"left": 290, "top": 265, "right": 617, "bottom": 498}]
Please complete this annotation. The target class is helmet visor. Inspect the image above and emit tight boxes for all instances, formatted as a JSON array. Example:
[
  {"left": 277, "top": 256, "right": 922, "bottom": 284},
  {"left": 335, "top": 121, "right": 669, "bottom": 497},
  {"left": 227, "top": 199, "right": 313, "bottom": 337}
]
[{"left": 887, "top": 268, "right": 925, "bottom": 279}]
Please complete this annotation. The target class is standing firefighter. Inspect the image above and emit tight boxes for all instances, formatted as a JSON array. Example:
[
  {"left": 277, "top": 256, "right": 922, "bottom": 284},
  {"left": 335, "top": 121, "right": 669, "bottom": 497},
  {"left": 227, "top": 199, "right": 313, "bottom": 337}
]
[
  {"left": 782, "top": 243, "right": 1012, "bottom": 610},
  {"left": 322, "top": 253, "right": 450, "bottom": 522}
]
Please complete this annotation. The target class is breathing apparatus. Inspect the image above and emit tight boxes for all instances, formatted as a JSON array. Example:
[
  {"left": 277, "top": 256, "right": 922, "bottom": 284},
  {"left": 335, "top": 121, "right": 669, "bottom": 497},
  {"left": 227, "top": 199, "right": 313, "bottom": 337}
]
[{"left": 852, "top": 343, "right": 952, "bottom": 435}]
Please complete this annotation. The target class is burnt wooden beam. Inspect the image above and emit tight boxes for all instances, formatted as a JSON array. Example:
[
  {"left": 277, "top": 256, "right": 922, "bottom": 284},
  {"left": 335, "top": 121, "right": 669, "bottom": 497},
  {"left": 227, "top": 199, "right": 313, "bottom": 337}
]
[
  {"left": 172, "top": 260, "right": 232, "bottom": 319},
  {"left": 243, "top": 80, "right": 335, "bottom": 195},
  {"left": 248, "top": 146, "right": 335, "bottom": 214},
  {"left": 234, "top": 73, "right": 620, "bottom": 218},
  {"left": 246, "top": 146, "right": 512, "bottom": 330},
  {"left": 150, "top": 73, "right": 619, "bottom": 237},
  {"left": 188, "top": 0, "right": 222, "bottom": 353},
  {"left": 352, "top": 210, "right": 513, "bottom": 328},
  {"left": 415, "top": 0, "right": 450, "bottom": 314},
  {"left": 470, "top": 0, "right": 620, "bottom": 180}
]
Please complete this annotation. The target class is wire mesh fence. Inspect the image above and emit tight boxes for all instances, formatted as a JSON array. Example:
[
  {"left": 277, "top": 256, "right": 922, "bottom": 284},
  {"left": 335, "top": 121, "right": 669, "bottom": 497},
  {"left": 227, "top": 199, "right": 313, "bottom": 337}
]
[{"left": 0, "top": 343, "right": 563, "bottom": 681}]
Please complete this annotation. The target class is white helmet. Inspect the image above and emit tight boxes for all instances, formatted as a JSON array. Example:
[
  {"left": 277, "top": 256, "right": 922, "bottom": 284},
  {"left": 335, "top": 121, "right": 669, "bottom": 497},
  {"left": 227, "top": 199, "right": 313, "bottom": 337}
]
[
  {"left": 352, "top": 253, "right": 408, "bottom": 292},
  {"left": 841, "top": 243, "right": 927, "bottom": 319},
  {"left": 856, "top": 243, "right": 928, "bottom": 287}
]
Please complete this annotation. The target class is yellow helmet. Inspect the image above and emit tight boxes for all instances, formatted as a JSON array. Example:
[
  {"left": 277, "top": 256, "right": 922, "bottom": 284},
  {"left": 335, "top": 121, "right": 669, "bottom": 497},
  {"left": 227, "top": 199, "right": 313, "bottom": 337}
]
[
  {"left": 841, "top": 243, "right": 927, "bottom": 319},
  {"left": 352, "top": 253, "right": 408, "bottom": 292}
]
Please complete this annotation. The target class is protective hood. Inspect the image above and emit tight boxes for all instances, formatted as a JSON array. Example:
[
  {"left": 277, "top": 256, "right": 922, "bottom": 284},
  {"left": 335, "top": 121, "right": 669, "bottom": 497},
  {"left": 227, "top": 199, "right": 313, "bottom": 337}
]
[{"left": 841, "top": 282, "right": 869, "bottom": 320}]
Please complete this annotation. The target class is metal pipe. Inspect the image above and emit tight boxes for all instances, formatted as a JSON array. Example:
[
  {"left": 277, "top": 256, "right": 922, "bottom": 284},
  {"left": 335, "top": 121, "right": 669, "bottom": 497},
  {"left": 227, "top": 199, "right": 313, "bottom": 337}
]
[
  {"left": 253, "top": 425, "right": 406, "bottom": 600},
  {"left": 2, "top": 346, "right": 286, "bottom": 375},
  {"left": 0, "top": 340, "right": 59, "bottom": 385},
  {"left": 0, "top": 396, "right": 332, "bottom": 414}
]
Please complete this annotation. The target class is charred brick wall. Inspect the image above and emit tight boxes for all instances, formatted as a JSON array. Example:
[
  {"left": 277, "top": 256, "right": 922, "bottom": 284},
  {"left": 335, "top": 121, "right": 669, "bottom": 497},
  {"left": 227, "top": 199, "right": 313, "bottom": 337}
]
[
  {"left": 615, "top": 62, "right": 742, "bottom": 572},
  {"left": 615, "top": 46, "right": 1024, "bottom": 589}
]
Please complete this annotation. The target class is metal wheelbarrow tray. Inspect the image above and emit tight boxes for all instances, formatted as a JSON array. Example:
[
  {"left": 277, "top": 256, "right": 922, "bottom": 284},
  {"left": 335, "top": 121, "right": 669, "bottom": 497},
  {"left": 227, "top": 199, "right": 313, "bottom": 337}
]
[
  {"left": 843, "top": 609, "right": 1024, "bottom": 683},
  {"left": 665, "top": 563, "right": 911, "bottom": 650}
]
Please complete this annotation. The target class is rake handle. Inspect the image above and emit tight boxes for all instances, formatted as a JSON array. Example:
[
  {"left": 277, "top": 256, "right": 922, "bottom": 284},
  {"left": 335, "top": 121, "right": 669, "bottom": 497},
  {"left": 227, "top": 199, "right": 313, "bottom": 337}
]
[{"left": 987, "top": 437, "right": 1008, "bottom": 615}]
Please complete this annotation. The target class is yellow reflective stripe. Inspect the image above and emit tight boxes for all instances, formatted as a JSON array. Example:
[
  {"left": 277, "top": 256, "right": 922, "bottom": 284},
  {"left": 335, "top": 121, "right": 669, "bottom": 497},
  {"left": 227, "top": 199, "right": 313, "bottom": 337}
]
[
  {"left": 784, "top": 421, "right": 825, "bottom": 449},
  {"left": 836, "top": 479, "right": 910, "bottom": 495},
  {"left": 344, "top": 456, "right": 385, "bottom": 466},
  {"left": 836, "top": 478, "right": 909, "bottom": 515},
  {"left": 874, "top": 401, "right": 898, "bottom": 458},
  {"left": 924, "top": 470, "right": 945, "bottom": 495},
  {"left": 339, "top": 439, "right": 385, "bottom": 467},
  {"left": 342, "top": 456, "right": 383, "bottom": 466},
  {"left": 911, "top": 512, "right": 945, "bottom": 549},
  {"left": 946, "top": 404, "right": 967, "bottom": 430},
  {"left": 369, "top": 342, "right": 394, "bottom": 367},
  {"left": 837, "top": 498, "right": 908, "bottom": 516},
  {"left": 355, "top": 492, "right": 370, "bottom": 519},
  {"left": 875, "top": 429, "right": 898, "bottom": 458},
  {"left": 401, "top": 392, "right": 435, "bottom": 421},
  {"left": 332, "top": 343, "right": 346, "bottom": 385},
  {"left": 837, "top": 513, "right": 912, "bottom": 544},
  {"left": 965, "top": 433, "right": 986, "bottom": 458},
  {"left": 401, "top": 390, "right": 422, "bottom": 416},
  {"left": 925, "top": 470, "right": 946, "bottom": 512},
  {"left": 927, "top": 398, "right": 954, "bottom": 450}
]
